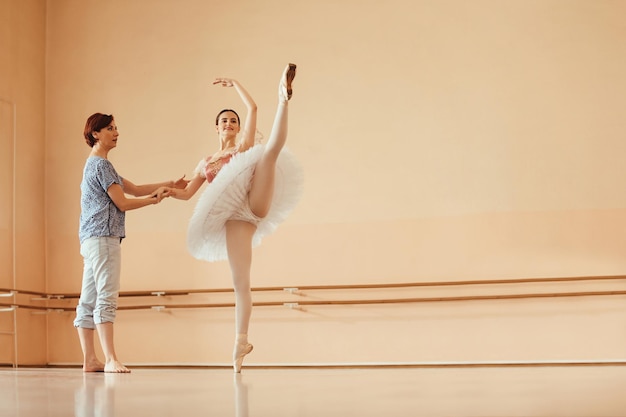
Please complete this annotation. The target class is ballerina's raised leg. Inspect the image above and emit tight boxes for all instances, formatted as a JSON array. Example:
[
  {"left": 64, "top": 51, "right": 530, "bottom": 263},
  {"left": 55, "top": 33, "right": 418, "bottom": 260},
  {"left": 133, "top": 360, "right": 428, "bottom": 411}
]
[{"left": 247, "top": 63, "right": 296, "bottom": 218}]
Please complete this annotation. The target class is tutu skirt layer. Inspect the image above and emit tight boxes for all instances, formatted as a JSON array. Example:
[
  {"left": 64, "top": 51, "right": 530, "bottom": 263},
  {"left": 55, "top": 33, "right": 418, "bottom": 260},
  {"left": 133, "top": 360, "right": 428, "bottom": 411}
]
[{"left": 187, "top": 144, "right": 303, "bottom": 262}]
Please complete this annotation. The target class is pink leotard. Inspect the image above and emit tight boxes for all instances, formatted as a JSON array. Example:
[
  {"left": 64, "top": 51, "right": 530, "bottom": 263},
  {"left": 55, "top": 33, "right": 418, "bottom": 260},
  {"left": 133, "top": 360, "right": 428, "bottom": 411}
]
[{"left": 204, "top": 150, "right": 236, "bottom": 183}]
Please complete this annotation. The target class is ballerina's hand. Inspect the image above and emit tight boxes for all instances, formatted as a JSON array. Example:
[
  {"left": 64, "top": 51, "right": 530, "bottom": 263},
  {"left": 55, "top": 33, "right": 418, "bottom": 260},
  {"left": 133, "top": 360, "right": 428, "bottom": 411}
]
[
  {"left": 213, "top": 78, "right": 235, "bottom": 87},
  {"left": 172, "top": 175, "right": 189, "bottom": 189}
]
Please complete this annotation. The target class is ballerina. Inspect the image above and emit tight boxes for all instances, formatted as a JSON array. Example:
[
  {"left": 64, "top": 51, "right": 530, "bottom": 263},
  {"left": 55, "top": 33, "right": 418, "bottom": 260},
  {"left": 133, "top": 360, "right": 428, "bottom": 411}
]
[{"left": 169, "top": 64, "right": 302, "bottom": 372}]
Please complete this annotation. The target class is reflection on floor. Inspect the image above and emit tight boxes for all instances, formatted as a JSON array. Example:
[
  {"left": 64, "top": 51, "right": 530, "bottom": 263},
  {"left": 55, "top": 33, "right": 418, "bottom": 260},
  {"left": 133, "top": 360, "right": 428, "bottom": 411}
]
[{"left": 1, "top": 366, "right": 626, "bottom": 416}]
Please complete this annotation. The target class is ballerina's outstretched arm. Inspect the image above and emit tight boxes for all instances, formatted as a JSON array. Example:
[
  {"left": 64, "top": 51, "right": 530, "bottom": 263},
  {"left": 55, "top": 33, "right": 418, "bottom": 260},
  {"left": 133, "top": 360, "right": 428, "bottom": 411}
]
[
  {"left": 167, "top": 173, "right": 205, "bottom": 201},
  {"left": 213, "top": 78, "right": 257, "bottom": 152}
]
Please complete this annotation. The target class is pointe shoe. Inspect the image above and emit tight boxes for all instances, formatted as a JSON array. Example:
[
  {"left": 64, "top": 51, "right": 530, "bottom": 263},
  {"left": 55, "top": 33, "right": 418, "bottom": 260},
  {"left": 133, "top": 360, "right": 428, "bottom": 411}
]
[
  {"left": 233, "top": 342, "right": 253, "bottom": 373},
  {"left": 279, "top": 63, "right": 297, "bottom": 102}
]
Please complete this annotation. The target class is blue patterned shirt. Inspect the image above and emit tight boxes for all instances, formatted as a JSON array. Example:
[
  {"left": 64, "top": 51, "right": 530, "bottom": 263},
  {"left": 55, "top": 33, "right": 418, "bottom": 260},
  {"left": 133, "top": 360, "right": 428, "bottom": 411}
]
[{"left": 79, "top": 157, "right": 125, "bottom": 243}]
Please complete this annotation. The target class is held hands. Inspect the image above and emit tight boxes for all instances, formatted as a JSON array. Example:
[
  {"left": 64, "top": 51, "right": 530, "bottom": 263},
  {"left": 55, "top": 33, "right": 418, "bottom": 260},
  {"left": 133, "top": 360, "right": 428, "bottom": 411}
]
[
  {"left": 150, "top": 186, "right": 172, "bottom": 204},
  {"left": 149, "top": 175, "right": 188, "bottom": 204}
]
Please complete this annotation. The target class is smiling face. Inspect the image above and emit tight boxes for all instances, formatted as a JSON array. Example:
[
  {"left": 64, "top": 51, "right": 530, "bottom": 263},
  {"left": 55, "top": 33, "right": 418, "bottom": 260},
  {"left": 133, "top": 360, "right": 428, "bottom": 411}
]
[
  {"left": 92, "top": 120, "right": 119, "bottom": 151},
  {"left": 215, "top": 110, "right": 240, "bottom": 142}
]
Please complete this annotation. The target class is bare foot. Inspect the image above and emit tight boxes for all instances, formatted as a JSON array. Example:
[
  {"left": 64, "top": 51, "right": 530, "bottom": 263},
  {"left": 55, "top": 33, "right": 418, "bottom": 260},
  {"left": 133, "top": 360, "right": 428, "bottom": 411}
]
[
  {"left": 83, "top": 360, "right": 105, "bottom": 372},
  {"left": 104, "top": 360, "right": 130, "bottom": 373}
]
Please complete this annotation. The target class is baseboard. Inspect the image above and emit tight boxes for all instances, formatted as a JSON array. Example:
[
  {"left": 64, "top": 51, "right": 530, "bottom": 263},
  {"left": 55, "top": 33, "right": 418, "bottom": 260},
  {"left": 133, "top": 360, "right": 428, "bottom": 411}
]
[{"left": 37, "top": 359, "right": 626, "bottom": 369}]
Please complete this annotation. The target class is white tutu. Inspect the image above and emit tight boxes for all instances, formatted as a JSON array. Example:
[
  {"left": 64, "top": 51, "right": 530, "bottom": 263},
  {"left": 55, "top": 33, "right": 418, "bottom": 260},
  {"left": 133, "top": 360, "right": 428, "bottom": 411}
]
[{"left": 187, "top": 144, "right": 303, "bottom": 262}]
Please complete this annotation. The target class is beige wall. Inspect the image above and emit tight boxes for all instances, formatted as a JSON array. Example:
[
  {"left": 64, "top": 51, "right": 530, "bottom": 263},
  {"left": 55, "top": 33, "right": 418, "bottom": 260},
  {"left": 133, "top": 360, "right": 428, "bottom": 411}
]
[
  {"left": 0, "top": 0, "right": 47, "bottom": 365},
  {"left": 3, "top": 0, "right": 626, "bottom": 366}
]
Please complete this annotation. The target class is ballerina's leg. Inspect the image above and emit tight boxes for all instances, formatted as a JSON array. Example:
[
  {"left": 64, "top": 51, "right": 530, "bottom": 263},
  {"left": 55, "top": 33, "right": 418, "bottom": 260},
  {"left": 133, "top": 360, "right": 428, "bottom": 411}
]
[
  {"left": 248, "top": 64, "right": 295, "bottom": 218},
  {"left": 225, "top": 220, "right": 255, "bottom": 336},
  {"left": 225, "top": 220, "right": 256, "bottom": 372}
]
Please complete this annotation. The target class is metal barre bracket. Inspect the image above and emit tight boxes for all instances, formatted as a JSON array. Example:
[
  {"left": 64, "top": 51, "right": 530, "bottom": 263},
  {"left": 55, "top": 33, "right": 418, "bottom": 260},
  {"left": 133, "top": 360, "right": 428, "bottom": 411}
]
[
  {"left": 31, "top": 309, "right": 66, "bottom": 315},
  {"left": 31, "top": 295, "right": 65, "bottom": 301},
  {"left": 47, "top": 295, "right": 66, "bottom": 300}
]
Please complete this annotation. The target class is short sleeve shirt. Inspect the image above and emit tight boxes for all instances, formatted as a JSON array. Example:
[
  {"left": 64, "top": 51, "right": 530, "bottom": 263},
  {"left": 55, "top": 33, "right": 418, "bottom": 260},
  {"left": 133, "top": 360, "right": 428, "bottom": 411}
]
[{"left": 79, "top": 156, "right": 125, "bottom": 243}]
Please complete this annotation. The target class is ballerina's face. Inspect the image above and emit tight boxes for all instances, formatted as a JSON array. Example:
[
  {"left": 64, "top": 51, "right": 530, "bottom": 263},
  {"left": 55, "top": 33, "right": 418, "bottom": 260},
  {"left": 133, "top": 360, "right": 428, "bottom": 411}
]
[{"left": 216, "top": 111, "right": 240, "bottom": 138}]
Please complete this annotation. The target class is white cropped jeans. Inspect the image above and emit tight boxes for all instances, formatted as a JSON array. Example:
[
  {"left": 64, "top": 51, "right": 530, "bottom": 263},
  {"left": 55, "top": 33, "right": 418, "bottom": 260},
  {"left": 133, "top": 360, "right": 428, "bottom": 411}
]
[{"left": 73, "top": 236, "right": 121, "bottom": 328}]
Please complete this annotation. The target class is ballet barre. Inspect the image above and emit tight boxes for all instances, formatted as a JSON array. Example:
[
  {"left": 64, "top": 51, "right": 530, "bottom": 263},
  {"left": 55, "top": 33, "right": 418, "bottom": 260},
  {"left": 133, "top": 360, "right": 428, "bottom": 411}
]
[
  {"left": 3, "top": 274, "right": 625, "bottom": 301},
  {"left": 1, "top": 274, "right": 625, "bottom": 313},
  {"left": 3, "top": 289, "right": 626, "bottom": 313}
]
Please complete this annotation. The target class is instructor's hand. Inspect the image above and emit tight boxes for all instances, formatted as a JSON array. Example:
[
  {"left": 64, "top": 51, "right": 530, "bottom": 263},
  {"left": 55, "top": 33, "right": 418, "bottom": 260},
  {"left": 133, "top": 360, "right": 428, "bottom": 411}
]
[{"left": 151, "top": 187, "right": 171, "bottom": 203}]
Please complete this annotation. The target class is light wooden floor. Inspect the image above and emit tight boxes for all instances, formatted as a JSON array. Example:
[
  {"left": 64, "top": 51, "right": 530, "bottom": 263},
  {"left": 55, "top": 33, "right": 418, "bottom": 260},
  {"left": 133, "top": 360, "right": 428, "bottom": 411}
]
[{"left": 1, "top": 366, "right": 626, "bottom": 416}]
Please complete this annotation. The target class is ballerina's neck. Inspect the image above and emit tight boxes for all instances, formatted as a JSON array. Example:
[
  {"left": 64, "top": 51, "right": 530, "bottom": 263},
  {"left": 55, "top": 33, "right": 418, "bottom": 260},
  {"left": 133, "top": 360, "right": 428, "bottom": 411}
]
[{"left": 218, "top": 143, "right": 237, "bottom": 153}]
